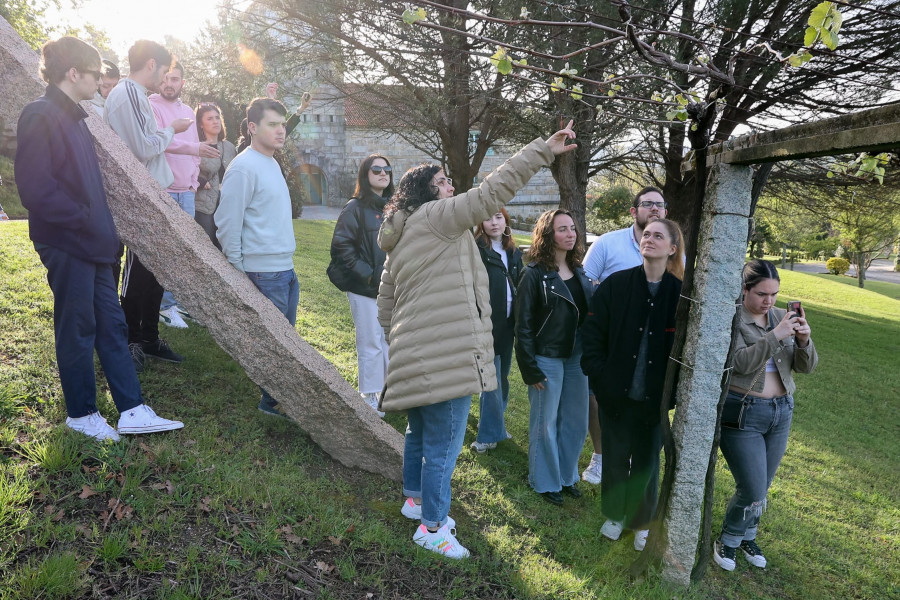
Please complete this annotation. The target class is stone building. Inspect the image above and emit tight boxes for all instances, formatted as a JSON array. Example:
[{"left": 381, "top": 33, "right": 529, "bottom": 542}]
[{"left": 282, "top": 83, "right": 561, "bottom": 225}]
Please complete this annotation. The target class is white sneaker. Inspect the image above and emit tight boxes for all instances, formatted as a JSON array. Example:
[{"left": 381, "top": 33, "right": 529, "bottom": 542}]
[
  {"left": 714, "top": 538, "right": 737, "bottom": 571},
  {"left": 413, "top": 523, "right": 470, "bottom": 559},
  {"left": 66, "top": 412, "right": 120, "bottom": 441},
  {"left": 117, "top": 404, "right": 184, "bottom": 434},
  {"left": 582, "top": 453, "right": 602, "bottom": 484},
  {"left": 470, "top": 440, "right": 497, "bottom": 453},
  {"left": 362, "top": 393, "right": 385, "bottom": 417},
  {"left": 400, "top": 498, "right": 455, "bottom": 530},
  {"left": 634, "top": 529, "right": 649, "bottom": 551},
  {"left": 600, "top": 519, "right": 623, "bottom": 541},
  {"left": 159, "top": 306, "right": 188, "bottom": 329}
]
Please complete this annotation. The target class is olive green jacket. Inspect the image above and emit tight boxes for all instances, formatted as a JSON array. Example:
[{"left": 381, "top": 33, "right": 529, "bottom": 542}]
[{"left": 729, "top": 306, "right": 818, "bottom": 395}]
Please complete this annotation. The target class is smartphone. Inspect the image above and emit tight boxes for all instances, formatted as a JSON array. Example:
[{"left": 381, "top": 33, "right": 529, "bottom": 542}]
[{"left": 787, "top": 301, "right": 802, "bottom": 316}]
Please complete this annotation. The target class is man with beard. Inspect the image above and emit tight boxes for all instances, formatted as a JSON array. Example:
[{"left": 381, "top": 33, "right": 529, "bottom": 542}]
[
  {"left": 105, "top": 40, "right": 193, "bottom": 372},
  {"left": 149, "top": 62, "right": 220, "bottom": 328},
  {"left": 579, "top": 186, "right": 669, "bottom": 486}
]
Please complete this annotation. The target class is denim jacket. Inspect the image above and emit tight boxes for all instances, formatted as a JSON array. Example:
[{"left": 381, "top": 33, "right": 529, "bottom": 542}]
[{"left": 729, "top": 306, "right": 818, "bottom": 395}]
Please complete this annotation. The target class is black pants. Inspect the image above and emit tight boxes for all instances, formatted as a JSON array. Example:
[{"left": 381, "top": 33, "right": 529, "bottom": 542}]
[
  {"left": 599, "top": 400, "right": 662, "bottom": 530},
  {"left": 120, "top": 249, "right": 162, "bottom": 345}
]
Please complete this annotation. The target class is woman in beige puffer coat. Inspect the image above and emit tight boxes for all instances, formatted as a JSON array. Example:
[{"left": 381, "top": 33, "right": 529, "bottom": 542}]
[{"left": 376, "top": 121, "right": 577, "bottom": 559}]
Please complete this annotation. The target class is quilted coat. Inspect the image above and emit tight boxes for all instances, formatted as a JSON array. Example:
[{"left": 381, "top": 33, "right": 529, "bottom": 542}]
[{"left": 376, "top": 138, "right": 554, "bottom": 411}]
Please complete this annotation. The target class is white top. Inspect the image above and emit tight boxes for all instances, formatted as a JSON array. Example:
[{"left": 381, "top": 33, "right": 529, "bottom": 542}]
[
  {"left": 582, "top": 225, "right": 642, "bottom": 282},
  {"left": 214, "top": 148, "right": 295, "bottom": 273},
  {"left": 492, "top": 239, "right": 512, "bottom": 317}
]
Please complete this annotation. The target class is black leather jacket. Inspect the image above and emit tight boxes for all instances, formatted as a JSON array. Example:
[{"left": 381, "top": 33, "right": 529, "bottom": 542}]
[
  {"left": 477, "top": 238, "right": 524, "bottom": 349},
  {"left": 329, "top": 192, "right": 388, "bottom": 298},
  {"left": 515, "top": 262, "right": 593, "bottom": 385}
]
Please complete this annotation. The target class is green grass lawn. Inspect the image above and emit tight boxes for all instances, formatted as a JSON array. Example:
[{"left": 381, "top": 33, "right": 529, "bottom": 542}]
[{"left": 1, "top": 219, "right": 897, "bottom": 599}]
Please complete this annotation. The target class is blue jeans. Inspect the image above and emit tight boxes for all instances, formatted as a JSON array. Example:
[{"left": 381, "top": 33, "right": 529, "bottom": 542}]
[
  {"left": 36, "top": 245, "right": 143, "bottom": 418},
  {"left": 247, "top": 269, "right": 299, "bottom": 406},
  {"left": 476, "top": 338, "right": 513, "bottom": 444},
  {"left": 527, "top": 347, "right": 589, "bottom": 493},
  {"left": 402, "top": 395, "right": 472, "bottom": 529},
  {"left": 719, "top": 391, "right": 794, "bottom": 547},
  {"left": 160, "top": 191, "right": 196, "bottom": 310}
]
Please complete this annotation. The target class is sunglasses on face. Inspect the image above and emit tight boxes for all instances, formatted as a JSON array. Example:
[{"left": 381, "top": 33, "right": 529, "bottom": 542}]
[
  {"left": 370, "top": 166, "right": 392, "bottom": 175},
  {"left": 81, "top": 69, "right": 102, "bottom": 80}
]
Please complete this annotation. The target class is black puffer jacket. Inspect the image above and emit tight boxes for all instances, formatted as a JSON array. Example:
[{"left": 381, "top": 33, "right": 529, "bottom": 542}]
[
  {"left": 329, "top": 192, "right": 388, "bottom": 298},
  {"left": 477, "top": 238, "right": 524, "bottom": 349},
  {"left": 515, "top": 262, "right": 593, "bottom": 385},
  {"left": 580, "top": 265, "right": 682, "bottom": 414}
]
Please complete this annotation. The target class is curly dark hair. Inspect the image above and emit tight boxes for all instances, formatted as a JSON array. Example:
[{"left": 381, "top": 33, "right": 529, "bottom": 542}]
[
  {"left": 383, "top": 163, "right": 442, "bottom": 220},
  {"left": 525, "top": 209, "right": 584, "bottom": 271}
]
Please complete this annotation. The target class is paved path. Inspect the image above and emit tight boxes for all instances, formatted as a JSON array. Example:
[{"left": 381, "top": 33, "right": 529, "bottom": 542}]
[
  {"left": 778, "top": 258, "right": 900, "bottom": 285},
  {"left": 300, "top": 205, "right": 342, "bottom": 220},
  {"left": 310, "top": 208, "right": 898, "bottom": 285}
]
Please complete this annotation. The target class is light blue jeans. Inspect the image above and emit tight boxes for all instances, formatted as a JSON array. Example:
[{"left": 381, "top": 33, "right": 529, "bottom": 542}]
[
  {"left": 160, "top": 191, "right": 196, "bottom": 311},
  {"left": 719, "top": 391, "right": 794, "bottom": 547},
  {"left": 402, "top": 395, "right": 472, "bottom": 529},
  {"left": 247, "top": 269, "right": 299, "bottom": 407},
  {"left": 528, "top": 347, "right": 589, "bottom": 493},
  {"left": 475, "top": 340, "right": 513, "bottom": 444}
]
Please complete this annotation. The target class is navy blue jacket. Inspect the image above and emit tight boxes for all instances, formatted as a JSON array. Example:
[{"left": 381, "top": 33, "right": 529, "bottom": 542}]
[{"left": 15, "top": 84, "right": 119, "bottom": 263}]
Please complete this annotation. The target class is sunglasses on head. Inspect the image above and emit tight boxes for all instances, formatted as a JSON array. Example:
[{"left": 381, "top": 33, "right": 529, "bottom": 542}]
[
  {"left": 370, "top": 166, "right": 392, "bottom": 175},
  {"left": 198, "top": 102, "right": 219, "bottom": 108}
]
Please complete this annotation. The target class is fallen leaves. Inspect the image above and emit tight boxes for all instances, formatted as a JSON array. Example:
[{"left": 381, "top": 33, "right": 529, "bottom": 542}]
[
  {"left": 78, "top": 485, "right": 99, "bottom": 499},
  {"left": 150, "top": 480, "right": 175, "bottom": 495}
]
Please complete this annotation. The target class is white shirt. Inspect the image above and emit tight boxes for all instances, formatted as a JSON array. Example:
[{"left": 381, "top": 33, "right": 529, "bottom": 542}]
[{"left": 492, "top": 239, "right": 512, "bottom": 317}]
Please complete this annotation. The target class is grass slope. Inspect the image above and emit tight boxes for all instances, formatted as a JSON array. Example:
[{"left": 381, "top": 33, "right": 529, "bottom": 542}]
[{"left": 0, "top": 219, "right": 897, "bottom": 599}]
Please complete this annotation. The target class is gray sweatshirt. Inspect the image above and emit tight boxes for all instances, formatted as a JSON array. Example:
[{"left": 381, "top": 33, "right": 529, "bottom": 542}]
[
  {"left": 104, "top": 78, "right": 174, "bottom": 188},
  {"left": 214, "top": 148, "right": 295, "bottom": 273}
]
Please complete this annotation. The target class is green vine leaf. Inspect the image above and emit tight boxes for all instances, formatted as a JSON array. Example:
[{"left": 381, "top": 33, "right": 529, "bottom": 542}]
[
  {"left": 550, "top": 77, "right": 567, "bottom": 93},
  {"left": 490, "top": 47, "right": 513, "bottom": 75},
  {"left": 401, "top": 7, "right": 427, "bottom": 24}
]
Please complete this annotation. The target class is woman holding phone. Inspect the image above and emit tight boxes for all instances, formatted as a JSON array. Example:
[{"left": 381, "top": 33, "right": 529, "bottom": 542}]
[
  {"left": 194, "top": 103, "right": 236, "bottom": 247},
  {"left": 713, "top": 259, "right": 818, "bottom": 571}
]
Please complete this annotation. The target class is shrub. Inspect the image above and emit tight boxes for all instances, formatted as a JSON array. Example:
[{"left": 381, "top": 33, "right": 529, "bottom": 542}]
[{"left": 826, "top": 257, "right": 850, "bottom": 275}]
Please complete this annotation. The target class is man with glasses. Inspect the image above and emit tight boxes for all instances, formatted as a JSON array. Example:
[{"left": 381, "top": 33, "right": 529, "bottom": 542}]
[
  {"left": 15, "top": 36, "right": 184, "bottom": 440},
  {"left": 88, "top": 59, "right": 120, "bottom": 118},
  {"left": 579, "top": 186, "right": 669, "bottom": 486}
]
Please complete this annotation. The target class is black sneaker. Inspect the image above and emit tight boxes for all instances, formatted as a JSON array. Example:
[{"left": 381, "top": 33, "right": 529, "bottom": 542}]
[
  {"left": 540, "top": 491, "right": 563, "bottom": 505},
  {"left": 713, "top": 538, "right": 737, "bottom": 571},
  {"left": 129, "top": 343, "right": 146, "bottom": 373},
  {"left": 562, "top": 484, "right": 582, "bottom": 498},
  {"left": 142, "top": 339, "right": 185, "bottom": 364},
  {"left": 740, "top": 539, "right": 767, "bottom": 568}
]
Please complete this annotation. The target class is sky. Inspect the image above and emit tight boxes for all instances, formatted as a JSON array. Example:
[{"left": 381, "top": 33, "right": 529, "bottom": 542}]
[{"left": 50, "top": 0, "right": 249, "bottom": 58}]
